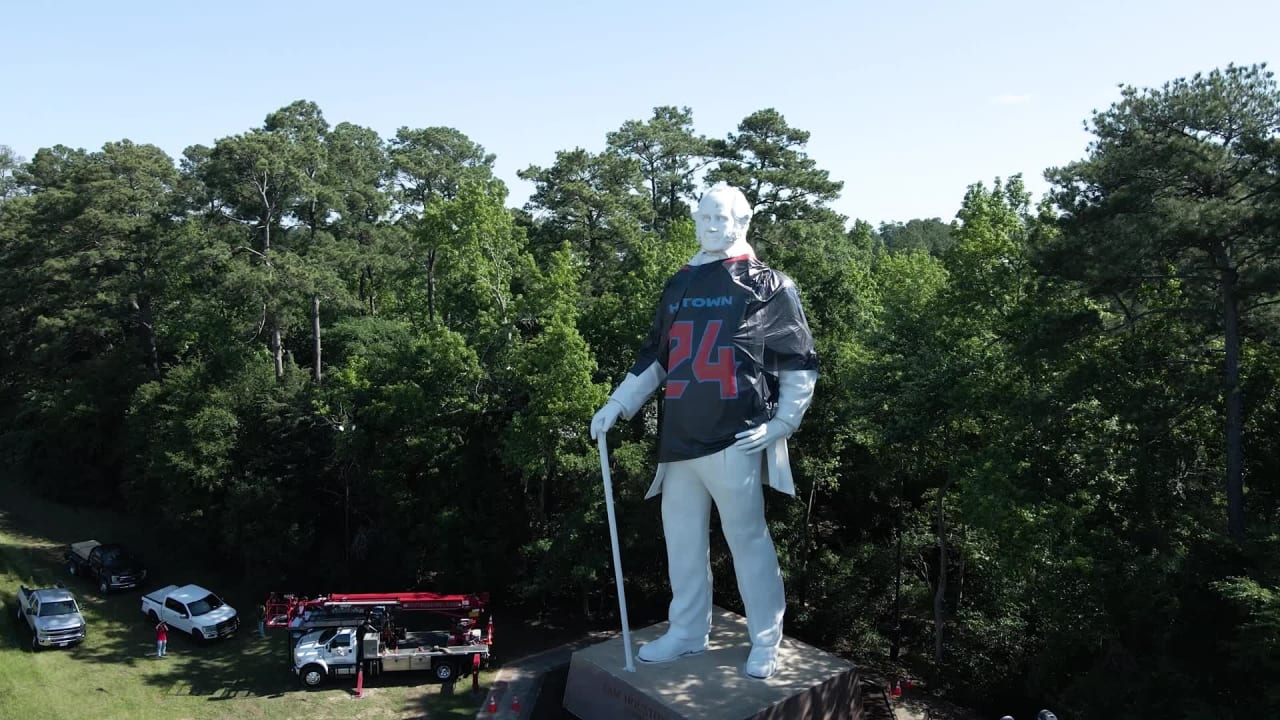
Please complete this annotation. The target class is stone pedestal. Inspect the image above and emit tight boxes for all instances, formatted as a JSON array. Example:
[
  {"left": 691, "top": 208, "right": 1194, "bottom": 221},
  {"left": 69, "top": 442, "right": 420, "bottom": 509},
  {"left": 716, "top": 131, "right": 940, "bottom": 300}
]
[{"left": 563, "top": 607, "right": 862, "bottom": 720}]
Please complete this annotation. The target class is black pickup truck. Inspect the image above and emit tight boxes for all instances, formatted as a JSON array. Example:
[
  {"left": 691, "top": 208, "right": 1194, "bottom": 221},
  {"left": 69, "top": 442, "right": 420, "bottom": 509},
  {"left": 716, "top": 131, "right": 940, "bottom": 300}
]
[{"left": 65, "top": 540, "right": 147, "bottom": 593}]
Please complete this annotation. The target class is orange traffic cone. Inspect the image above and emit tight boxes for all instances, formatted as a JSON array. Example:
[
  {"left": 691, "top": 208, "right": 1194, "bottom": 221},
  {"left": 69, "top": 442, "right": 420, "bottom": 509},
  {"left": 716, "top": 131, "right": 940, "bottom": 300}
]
[
  {"left": 512, "top": 694, "right": 521, "bottom": 712},
  {"left": 891, "top": 680, "right": 902, "bottom": 697},
  {"left": 487, "top": 694, "right": 498, "bottom": 713},
  {"left": 355, "top": 667, "right": 364, "bottom": 698}
]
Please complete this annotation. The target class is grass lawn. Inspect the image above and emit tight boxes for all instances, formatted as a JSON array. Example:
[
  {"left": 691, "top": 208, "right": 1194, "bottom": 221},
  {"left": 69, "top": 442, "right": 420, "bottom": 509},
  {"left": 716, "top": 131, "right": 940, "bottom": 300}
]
[{"left": 0, "top": 484, "right": 494, "bottom": 720}]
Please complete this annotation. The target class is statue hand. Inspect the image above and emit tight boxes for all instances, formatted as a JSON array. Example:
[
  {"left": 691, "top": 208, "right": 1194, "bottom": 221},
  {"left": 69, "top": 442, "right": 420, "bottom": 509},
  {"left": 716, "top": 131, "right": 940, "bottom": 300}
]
[
  {"left": 590, "top": 400, "right": 625, "bottom": 440},
  {"left": 732, "top": 419, "right": 795, "bottom": 455}
]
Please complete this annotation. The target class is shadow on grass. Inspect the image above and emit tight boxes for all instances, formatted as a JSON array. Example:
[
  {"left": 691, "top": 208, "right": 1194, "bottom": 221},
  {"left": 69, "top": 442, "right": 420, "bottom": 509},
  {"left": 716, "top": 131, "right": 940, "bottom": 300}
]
[
  {"left": 0, "top": 486, "right": 299, "bottom": 702},
  {"left": 84, "top": 630, "right": 298, "bottom": 701},
  {"left": 0, "top": 482, "right": 546, "bottom": 718},
  {"left": 398, "top": 680, "right": 490, "bottom": 719}
]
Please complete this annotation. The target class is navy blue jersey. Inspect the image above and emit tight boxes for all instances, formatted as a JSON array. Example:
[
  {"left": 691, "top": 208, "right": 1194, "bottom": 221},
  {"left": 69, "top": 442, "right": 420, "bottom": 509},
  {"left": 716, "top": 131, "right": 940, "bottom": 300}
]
[{"left": 629, "top": 255, "right": 819, "bottom": 463}]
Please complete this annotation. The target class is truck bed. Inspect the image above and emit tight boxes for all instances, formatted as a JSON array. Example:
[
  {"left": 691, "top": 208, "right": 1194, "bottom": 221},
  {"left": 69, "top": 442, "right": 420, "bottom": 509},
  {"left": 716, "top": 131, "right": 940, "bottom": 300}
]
[
  {"left": 68, "top": 540, "right": 102, "bottom": 561},
  {"left": 142, "top": 585, "right": 179, "bottom": 606},
  {"left": 380, "top": 632, "right": 487, "bottom": 657},
  {"left": 396, "top": 630, "right": 452, "bottom": 649}
]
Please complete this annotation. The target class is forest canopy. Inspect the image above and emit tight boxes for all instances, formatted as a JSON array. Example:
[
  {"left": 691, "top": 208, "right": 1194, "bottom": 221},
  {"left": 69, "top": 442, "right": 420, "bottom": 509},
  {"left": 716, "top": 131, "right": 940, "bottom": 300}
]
[{"left": 2, "top": 64, "right": 1279, "bottom": 719}]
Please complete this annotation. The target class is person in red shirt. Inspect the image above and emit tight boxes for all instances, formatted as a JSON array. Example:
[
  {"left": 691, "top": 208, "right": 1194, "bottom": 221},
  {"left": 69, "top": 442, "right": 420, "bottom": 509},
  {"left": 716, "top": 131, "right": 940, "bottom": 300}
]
[{"left": 155, "top": 619, "right": 168, "bottom": 657}]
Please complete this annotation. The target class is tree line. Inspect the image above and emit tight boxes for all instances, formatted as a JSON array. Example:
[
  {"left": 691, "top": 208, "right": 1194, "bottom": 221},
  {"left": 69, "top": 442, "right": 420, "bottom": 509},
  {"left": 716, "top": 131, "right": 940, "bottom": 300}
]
[{"left": 2, "top": 64, "right": 1279, "bottom": 719}]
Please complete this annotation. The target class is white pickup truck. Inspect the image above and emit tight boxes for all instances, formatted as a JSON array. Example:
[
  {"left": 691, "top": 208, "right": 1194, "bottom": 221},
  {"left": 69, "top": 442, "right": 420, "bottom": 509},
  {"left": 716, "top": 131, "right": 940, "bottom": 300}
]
[
  {"left": 140, "top": 584, "right": 239, "bottom": 641},
  {"left": 16, "top": 585, "right": 87, "bottom": 651}
]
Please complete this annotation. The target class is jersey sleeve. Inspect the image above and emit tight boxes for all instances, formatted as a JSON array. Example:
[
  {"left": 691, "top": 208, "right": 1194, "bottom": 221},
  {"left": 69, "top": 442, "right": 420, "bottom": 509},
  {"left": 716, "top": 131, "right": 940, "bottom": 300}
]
[
  {"left": 628, "top": 297, "right": 667, "bottom": 377},
  {"left": 762, "top": 283, "right": 819, "bottom": 373}
]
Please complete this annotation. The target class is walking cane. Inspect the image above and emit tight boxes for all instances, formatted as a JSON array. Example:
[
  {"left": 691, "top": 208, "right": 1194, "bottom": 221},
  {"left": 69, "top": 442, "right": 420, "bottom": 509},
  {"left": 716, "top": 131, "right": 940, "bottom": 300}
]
[{"left": 598, "top": 432, "right": 636, "bottom": 672}]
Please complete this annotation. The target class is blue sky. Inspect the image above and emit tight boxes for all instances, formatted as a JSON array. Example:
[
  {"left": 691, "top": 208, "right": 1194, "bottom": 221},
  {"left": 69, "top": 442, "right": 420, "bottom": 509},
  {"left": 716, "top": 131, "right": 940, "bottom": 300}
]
[{"left": 3, "top": 0, "right": 1276, "bottom": 224}]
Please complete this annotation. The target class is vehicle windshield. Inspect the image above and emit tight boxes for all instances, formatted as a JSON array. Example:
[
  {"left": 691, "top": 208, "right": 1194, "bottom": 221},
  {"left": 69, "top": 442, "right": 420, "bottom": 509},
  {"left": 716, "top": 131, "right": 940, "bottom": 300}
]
[
  {"left": 187, "top": 593, "right": 224, "bottom": 616},
  {"left": 98, "top": 546, "right": 134, "bottom": 569},
  {"left": 39, "top": 600, "right": 78, "bottom": 617}
]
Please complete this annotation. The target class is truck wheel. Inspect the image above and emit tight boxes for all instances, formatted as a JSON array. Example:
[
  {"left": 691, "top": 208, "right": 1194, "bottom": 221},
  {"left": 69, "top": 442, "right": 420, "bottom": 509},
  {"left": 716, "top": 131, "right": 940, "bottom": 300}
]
[
  {"left": 434, "top": 662, "right": 455, "bottom": 682},
  {"left": 99, "top": 579, "right": 109, "bottom": 594},
  {"left": 191, "top": 629, "right": 203, "bottom": 643},
  {"left": 147, "top": 610, "right": 159, "bottom": 624},
  {"left": 30, "top": 632, "right": 39, "bottom": 652},
  {"left": 300, "top": 665, "right": 326, "bottom": 688}
]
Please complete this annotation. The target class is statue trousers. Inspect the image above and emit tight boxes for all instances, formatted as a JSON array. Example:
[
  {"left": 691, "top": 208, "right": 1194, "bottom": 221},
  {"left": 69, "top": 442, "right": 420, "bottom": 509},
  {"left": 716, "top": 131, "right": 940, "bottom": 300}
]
[{"left": 661, "top": 445, "right": 785, "bottom": 648}]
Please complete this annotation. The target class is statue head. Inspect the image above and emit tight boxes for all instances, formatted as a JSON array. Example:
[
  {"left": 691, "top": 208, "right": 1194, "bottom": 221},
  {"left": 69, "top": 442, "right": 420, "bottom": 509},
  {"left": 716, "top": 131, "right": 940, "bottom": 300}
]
[{"left": 695, "top": 183, "right": 753, "bottom": 254}]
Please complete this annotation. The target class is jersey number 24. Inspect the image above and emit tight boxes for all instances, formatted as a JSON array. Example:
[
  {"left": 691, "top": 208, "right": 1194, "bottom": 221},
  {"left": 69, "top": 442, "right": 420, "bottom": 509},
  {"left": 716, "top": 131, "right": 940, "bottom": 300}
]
[{"left": 665, "top": 320, "right": 738, "bottom": 399}]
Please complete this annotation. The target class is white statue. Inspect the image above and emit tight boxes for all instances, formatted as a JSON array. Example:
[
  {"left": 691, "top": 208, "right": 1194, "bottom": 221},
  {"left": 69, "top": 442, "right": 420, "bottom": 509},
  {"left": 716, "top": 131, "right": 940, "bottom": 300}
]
[{"left": 590, "top": 183, "right": 819, "bottom": 680}]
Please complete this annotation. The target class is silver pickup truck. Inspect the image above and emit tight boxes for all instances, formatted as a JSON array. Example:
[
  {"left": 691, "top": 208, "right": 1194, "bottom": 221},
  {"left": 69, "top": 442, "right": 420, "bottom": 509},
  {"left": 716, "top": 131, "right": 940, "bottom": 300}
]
[{"left": 16, "top": 585, "right": 87, "bottom": 651}]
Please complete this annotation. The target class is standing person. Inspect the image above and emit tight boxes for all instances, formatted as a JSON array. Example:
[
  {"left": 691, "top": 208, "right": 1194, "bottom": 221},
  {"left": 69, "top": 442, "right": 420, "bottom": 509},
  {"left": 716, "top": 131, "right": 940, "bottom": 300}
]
[
  {"left": 589, "top": 182, "right": 819, "bottom": 680},
  {"left": 257, "top": 602, "right": 267, "bottom": 639},
  {"left": 155, "top": 619, "right": 168, "bottom": 657}
]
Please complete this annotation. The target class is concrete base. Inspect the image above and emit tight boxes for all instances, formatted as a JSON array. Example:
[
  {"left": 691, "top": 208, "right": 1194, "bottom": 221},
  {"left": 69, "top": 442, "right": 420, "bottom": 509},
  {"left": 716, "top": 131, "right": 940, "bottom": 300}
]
[{"left": 563, "top": 607, "right": 861, "bottom": 720}]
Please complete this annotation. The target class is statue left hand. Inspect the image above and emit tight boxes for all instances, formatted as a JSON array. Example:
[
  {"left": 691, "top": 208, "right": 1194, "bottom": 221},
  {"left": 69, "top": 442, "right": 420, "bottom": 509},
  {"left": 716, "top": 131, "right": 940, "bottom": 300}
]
[
  {"left": 732, "top": 419, "right": 795, "bottom": 455},
  {"left": 590, "top": 400, "right": 625, "bottom": 440}
]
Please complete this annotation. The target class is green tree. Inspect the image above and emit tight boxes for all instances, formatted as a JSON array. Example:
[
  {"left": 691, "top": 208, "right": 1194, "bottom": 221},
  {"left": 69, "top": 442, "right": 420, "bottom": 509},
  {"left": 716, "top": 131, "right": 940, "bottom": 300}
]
[
  {"left": 200, "top": 102, "right": 374, "bottom": 384},
  {"left": 706, "top": 109, "right": 844, "bottom": 245},
  {"left": 326, "top": 122, "right": 393, "bottom": 318},
  {"left": 388, "top": 126, "right": 497, "bottom": 212},
  {"left": 606, "top": 106, "right": 708, "bottom": 229},
  {"left": 400, "top": 181, "right": 523, "bottom": 349},
  {"left": 201, "top": 128, "right": 302, "bottom": 379},
  {"left": 506, "top": 245, "right": 606, "bottom": 517},
  {"left": 1044, "top": 64, "right": 1280, "bottom": 542},
  {"left": 877, "top": 218, "right": 953, "bottom": 256},
  {"left": 0, "top": 144, "right": 23, "bottom": 199},
  {"left": 0, "top": 141, "right": 211, "bottom": 497},
  {"left": 519, "top": 148, "right": 651, "bottom": 272}
]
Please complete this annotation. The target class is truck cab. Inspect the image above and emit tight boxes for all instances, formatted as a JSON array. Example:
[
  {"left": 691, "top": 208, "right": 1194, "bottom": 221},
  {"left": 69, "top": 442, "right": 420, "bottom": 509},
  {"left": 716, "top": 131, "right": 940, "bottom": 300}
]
[
  {"left": 293, "top": 627, "right": 361, "bottom": 686},
  {"left": 16, "top": 585, "right": 87, "bottom": 651}
]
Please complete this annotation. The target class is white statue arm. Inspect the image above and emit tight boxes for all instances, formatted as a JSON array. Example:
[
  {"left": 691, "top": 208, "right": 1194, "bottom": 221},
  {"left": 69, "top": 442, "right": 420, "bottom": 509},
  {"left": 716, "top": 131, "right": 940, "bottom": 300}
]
[
  {"left": 610, "top": 363, "right": 666, "bottom": 418},
  {"left": 732, "top": 370, "right": 818, "bottom": 454},
  {"left": 590, "top": 362, "right": 666, "bottom": 439}
]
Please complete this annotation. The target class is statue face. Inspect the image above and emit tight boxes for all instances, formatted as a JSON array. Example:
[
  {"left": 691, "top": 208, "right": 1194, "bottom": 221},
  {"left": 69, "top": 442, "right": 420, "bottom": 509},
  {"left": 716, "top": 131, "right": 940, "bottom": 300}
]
[{"left": 695, "top": 193, "right": 746, "bottom": 253}]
